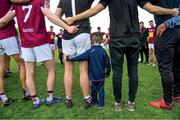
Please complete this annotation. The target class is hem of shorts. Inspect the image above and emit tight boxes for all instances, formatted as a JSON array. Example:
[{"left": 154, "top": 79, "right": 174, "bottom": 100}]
[{"left": 6, "top": 52, "right": 20, "bottom": 56}]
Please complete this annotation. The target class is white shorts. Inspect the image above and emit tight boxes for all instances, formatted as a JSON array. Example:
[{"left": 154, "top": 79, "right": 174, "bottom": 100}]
[
  {"left": 50, "top": 44, "right": 56, "bottom": 50},
  {"left": 21, "top": 44, "right": 53, "bottom": 62},
  {"left": 0, "top": 36, "right": 20, "bottom": 56},
  {"left": 149, "top": 43, "right": 154, "bottom": 49},
  {"left": 62, "top": 33, "right": 91, "bottom": 55}
]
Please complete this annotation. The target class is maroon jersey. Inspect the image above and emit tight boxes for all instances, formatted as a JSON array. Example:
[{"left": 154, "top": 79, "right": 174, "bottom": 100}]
[
  {"left": 12, "top": 0, "right": 49, "bottom": 48},
  {"left": 47, "top": 32, "right": 55, "bottom": 44},
  {"left": 0, "top": 0, "right": 17, "bottom": 40},
  {"left": 148, "top": 27, "right": 156, "bottom": 44}
]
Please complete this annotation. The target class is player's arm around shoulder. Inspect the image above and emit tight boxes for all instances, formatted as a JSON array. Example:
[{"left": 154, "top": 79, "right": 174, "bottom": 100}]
[
  {"left": 0, "top": 9, "right": 16, "bottom": 28},
  {"left": 40, "top": 1, "right": 78, "bottom": 34},
  {"left": 65, "top": 3, "right": 105, "bottom": 25},
  {"left": 142, "top": 2, "right": 179, "bottom": 16}
]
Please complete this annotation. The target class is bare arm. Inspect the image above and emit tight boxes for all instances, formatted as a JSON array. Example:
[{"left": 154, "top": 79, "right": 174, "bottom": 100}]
[
  {"left": 65, "top": 3, "right": 105, "bottom": 25},
  {"left": 41, "top": 7, "right": 78, "bottom": 34},
  {"left": 143, "top": 3, "right": 179, "bottom": 16},
  {"left": 0, "top": 10, "right": 16, "bottom": 28},
  {"left": 55, "top": 7, "right": 64, "bottom": 18}
]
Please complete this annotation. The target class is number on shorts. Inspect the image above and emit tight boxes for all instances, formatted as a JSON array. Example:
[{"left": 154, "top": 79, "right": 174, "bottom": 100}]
[{"left": 22, "top": 5, "right": 32, "bottom": 23}]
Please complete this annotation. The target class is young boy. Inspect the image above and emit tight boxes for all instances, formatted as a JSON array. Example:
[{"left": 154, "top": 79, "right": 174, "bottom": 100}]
[
  {"left": 0, "top": 0, "right": 78, "bottom": 109},
  {"left": 67, "top": 32, "right": 111, "bottom": 110}
]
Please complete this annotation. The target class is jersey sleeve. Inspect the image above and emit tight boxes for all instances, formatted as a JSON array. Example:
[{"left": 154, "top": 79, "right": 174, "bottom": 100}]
[
  {"left": 11, "top": 4, "right": 17, "bottom": 11},
  {"left": 41, "top": 0, "right": 50, "bottom": 8},
  {"left": 57, "top": 0, "right": 63, "bottom": 8},
  {"left": 137, "top": 0, "right": 156, "bottom": 8},
  {"left": 99, "top": 0, "right": 110, "bottom": 8}
]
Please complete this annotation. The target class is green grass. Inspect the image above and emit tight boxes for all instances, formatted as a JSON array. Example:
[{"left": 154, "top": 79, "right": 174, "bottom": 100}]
[{"left": 0, "top": 51, "right": 180, "bottom": 119}]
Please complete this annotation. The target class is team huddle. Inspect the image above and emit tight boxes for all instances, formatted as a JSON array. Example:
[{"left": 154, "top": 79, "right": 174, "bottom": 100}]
[{"left": 0, "top": 0, "right": 180, "bottom": 112}]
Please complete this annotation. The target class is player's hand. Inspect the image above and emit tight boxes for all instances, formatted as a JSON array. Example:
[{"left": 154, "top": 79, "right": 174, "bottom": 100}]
[
  {"left": 65, "top": 17, "right": 74, "bottom": 25},
  {"left": 67, "top": 26, "right": 79, "bottom": 34},
  {"left": 156, "top": 23, "right": 167, "bottom": 37},
  {"left": 171, "top": 8, "right": 179, "bottom": 16}
]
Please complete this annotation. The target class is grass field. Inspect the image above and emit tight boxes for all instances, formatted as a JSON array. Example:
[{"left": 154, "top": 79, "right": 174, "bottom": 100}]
[{"left": 0, "top": 52, "right": 180, "bottom": 119}]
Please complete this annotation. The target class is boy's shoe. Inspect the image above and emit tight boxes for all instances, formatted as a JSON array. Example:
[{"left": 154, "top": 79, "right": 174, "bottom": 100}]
[
  {"left": 33, "top": 102, "right": 41, "bottom": 109},
  {"left": 149, "top": 98, "right": 173, "bottom": 110},
  {"left": 113, "top": 102, "right": 122, "bottom": 112},
  {"left": 125, "top": 101, "right": 135, "bottom": 112},
  {"left": 65, "top": 98, "right": 73, "bottom": 108},
  {"left": 172, "top": 96, "right": 180, "bottom": 103},
  {"left": 45, "top": 97, "right": 61, "bottom": 106},
  {"left": 83, "top": 97, "right": 92, "bottom": 109},
  {"left": 0, "top": 98, "right": 16, "bottom": 106}
]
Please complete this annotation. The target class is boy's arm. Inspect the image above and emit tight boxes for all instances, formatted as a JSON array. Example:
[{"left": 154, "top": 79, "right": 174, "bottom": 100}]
[
  {"left": 164, "top": 15, "right": 180, "bottom": 28},
  {"left": 0, "top": 9, "right": 16, "bottom": 28},
  {"left": 68, "top": 50, "right": 90, "bottom": 61},
  {"left": 157, "top": 15, "right": 180, "bottom": 37},
  {"left": 141, "top": 2, "right": 179, "bottom": 16},
  {"left": 41, "top": 1, "right": 78, "bottom": 34},
  {"left": 65, "top": 3, "right": 105, "bottom": 25},
  {"left": 104, "top": 51, "right": 111, "bottom": 78}
]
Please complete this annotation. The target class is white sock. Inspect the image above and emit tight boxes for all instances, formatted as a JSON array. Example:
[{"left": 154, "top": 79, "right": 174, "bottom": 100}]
[
  {"left": 46, "top": 93, "right": 53, "bottom": 101},
  {"left": 32, "top": 97, "right": 40, "bottom": 104},
  {"left": 25, "top": 89, "right": 30, "bottom": 96},
  {"left": 0, "top": 94, "right": 8, "bottom": 102},
  {"left": 84, "top": 95, "right": 91, "bottom": 99},
  {"left": 66, "top": 96, "right": 72, "bottom": 100}
]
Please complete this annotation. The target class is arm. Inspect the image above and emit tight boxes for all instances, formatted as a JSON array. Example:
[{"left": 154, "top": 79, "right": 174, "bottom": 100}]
[
  {"left": 104, "top": 51, "right": 111, "bottom": 77},
  {"left": 143, "top": 2, "right": 179, "bottom": 16},
  {"left": 65, "top": 3, "right": 105, "bottom": 25},
  {"left": 41, "top": 6, "right": 78, "bottom": 34},
  {"left": 164, "top": 15, "right": 180, "bottom": 28},
  {"left": 55, "top": 7, "right": 64, "bottom": 18},
  {"left": 68, "top": 50, "right": 90, "bottom": 61},
  {"left": 0, "top": 10, "right": 16, "bottom": 28},
  {"left": 157, "top": 15, "right": 180, "bottom": 37}
]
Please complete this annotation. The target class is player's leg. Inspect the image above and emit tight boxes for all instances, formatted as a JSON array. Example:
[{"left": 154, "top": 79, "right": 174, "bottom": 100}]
[
  {"left": 62, "top": 38, "right": 76, "bottom": 108},
  {"left": 125, "top": 37, "right": 140, "bottom": 112},
  {"left": 150, "top": 29, "right": 175, "bottom": 110},
  {"left": 75, "top": 33, "right": 91, "bottom": 109},
  {"left": 12, "top": 54, "right": 30, "bottom": 99},
  {"left": 0, "top": 54, "right": 8, "bottom": 104},
  {"left": 5, "top": 36, "right": 30, "bottom": 99},
  {"left": 172, "top": 29, "right": 180, "bottom": 103},
  {"left": 64, "top": 55, "right": 74, "bottom": 107},
  {"left": 21, "top": 47, "right": 40, "bottom": 108},
  {"left": 35, "top": 44, "right": 60, "bottom": 106}
]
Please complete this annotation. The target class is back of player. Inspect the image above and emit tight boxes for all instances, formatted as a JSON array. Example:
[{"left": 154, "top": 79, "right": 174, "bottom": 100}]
[
  {"left": 12, "top": 0, "right": 61, "bottom": 109},
  {"left": 13, "top": 0, "right": 48, "bottom": 48}
]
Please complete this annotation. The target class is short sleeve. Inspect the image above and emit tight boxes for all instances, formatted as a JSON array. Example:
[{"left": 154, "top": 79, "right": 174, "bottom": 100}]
[
  {"left": 41, "top": 0, "right": 50, "bottom": 8},
  {"left": 98, "top": 0, "right": 110, "bottom": 8},
  {"left": 57, "top": 0, "right": 63, "bottom": 8},
  {"left": 11, "top": 4, "right": 17, "bottom": 11},
  {"left": 137, "top": 0, "right": 156, "bottom": 8}
]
